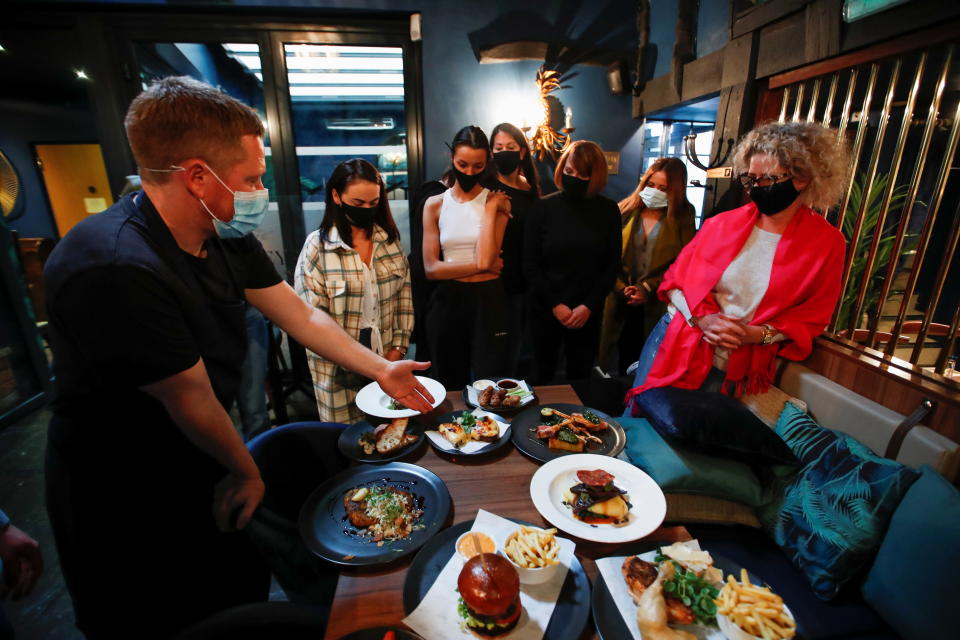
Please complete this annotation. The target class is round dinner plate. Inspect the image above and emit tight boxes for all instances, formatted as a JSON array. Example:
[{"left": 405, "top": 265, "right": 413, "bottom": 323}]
[
  {"left": 529, "top": 453, "right": 666, "bottom": 543},
  {"left": 403, "top": 518, "right": 592, "bottom": 640},
  {"left": 334, "top": 628, "right": 425, "bottom": 640},
  {"left": 298, "top": 462, "right": 451, "bottom": 567},
  {"left": 592, "top": 544, "right": 785, "bottom": 640},
  {"left": 425, "top": 408, "right": 511, "bottom": 456},
  {"left": 355, "top": 376, "right": 446, "bottom": 418},
  {"left": 510, "top": 403, "right": 626, "bottom": 463},
  {"left": 337, "top": 420, "right": 426, "bottom": 463}
]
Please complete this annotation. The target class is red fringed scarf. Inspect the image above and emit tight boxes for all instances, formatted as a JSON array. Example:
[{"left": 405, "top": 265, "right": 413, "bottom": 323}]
[{"left": 625, "top": 203, "right": 846, "bottom": 408}]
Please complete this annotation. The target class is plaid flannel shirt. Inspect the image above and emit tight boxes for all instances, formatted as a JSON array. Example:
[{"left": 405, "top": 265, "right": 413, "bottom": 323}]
[{"left": 294, "top": 225, "right": 413, "bottom": 423}]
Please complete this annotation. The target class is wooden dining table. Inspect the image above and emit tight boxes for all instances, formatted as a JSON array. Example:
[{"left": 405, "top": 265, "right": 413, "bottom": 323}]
[{"left": 322, "top": 384, "right": 692, "bottom": 640}]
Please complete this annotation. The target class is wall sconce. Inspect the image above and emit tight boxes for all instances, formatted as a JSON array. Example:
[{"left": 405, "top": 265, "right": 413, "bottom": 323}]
[{"left": 522, "top": 67, "right": 575, "bottom": 162}]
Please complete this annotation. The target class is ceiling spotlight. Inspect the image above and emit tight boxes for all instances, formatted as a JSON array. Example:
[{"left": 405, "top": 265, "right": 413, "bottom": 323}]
[
  {"left": 75, "top": 69, "right": 89, "bottom": 80},
  {"left": 0, "top": 43, "right": 6, "bottom": 53}
]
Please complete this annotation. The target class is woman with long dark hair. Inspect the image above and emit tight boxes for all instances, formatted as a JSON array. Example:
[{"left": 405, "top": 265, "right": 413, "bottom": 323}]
[
  {"left": 486, "top": 122, "right": 541, "bottom": 373},
  {"left": 598, "top": 157, "right": 696, "bottom": 375},
  {"left": 294, "top": 158, "right": 413, "bottom": 422},
  {"left": 523, "top": 140, "right": 621, "bottom": 383},
  {"left": 422, "top": 125, "right": 511, "bottom": 389}
]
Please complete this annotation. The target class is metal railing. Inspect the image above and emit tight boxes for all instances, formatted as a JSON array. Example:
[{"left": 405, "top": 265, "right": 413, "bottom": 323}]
[{"left": 776, "top": 41, "right": 959, "bottom": 380}]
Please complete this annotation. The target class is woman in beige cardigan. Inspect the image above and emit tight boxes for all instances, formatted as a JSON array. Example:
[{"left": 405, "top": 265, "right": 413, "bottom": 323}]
[{"left": 598, "top": 157, "right": 695, "bottom": 374}]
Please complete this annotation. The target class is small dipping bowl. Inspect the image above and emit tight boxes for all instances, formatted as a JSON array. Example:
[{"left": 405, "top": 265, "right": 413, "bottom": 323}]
[
  {"left": 496, "top": 378, "right": 520, "bottom": 390},
  {"left": 472, "top": 379, "right": 496, "bottom": 392},
  {"left": 500, "top": 527, "right": 562, "bottom": 585},
  {"left": 455, "top": 531, "right": 497, "bottom": 561}
]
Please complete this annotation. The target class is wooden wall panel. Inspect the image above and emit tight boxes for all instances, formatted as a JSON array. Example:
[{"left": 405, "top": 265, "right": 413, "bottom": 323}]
[{"left": 803, "top": 337, "right": 960, "bottom": 443}]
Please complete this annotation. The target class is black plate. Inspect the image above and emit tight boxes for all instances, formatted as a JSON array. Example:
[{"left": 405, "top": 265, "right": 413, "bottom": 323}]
[
  {"left": 337, "top": 420, "right": 426, "bottom": 463},
  {"left": 510, "top": 403, "right": 626, "bottom": 463},
  {"left": 298, "top": 462, "right": 451, "bottom": 567},
  {"left": 403, "top": 518, "right": 591, "bottom": 640},
  {"left": 334, "top": 627, "right": 424, "bottom": 640},
  {"left": 426, "top": 409, "right": 512, "bottom": 456},
  {"left": 461, "top": 377, "right": 537, "bottom": 414},
  {"left": 592, "top": 543, "right": 792, "bottom": 640}
]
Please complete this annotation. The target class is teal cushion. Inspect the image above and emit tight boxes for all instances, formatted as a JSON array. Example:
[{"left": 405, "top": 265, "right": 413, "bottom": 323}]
[
  {"left": 758, "top": 404, "right": 919, "bottom": 600},
  {"left": 622, "top": 417, "right": 767, "bottom": 507},
  {"left": 862, "top": 465, "right": 960, "bottom": 640}
]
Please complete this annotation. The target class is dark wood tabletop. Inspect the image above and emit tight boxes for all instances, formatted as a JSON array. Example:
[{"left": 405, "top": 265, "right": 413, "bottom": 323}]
[{"left": 322, "top": 384, "right": 690, "bottom": 640}]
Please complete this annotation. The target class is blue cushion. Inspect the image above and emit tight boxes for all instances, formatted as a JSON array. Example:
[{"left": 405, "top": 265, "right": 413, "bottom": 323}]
[
  {"left": 623, "top": 417, "right": 769, "bottom": 507},
  {"left": 634, "top": 387, "right": 798, "bottom": 466},
  {"left": 862, "top": 465, "right": 960, "bottom": 640},
  {"left": 758, "top": 404, "right": 919, "bottom": 600}
]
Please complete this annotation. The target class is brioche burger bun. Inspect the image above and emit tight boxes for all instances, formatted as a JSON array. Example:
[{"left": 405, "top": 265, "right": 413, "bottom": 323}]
[{"left": 457, "top": 553, "right": 522, "bottom": 636}]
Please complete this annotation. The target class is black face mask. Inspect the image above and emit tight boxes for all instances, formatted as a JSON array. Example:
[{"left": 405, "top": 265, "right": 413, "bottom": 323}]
[
  {"left": 749, "top": 179, "right": 800, "bottom": 215},
  {"left": 561, "top": 173, "right": 590, "bottom": 200},
  {"left": 341, "top": 203, "right": 376, "bottom": 229},
  {"left": 493, "top": 150, "right": 522, "bottom": 175},
  {"left": 453, "top": 168, "right": 483, "bottom": 192}
]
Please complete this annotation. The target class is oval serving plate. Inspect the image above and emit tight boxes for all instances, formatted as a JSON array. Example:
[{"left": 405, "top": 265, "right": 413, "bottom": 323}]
[
  {"left": 337, "top": 420, "right": 425, "bottom": 464},
  {"left": 510, "top": 403, "right": 626, "bottom": 463},
  {"left": 298, "top": 462, "right": 451, "bottom": 567},
  {"left": 403, "top": 518, "right": 591, "bottom": 640}
]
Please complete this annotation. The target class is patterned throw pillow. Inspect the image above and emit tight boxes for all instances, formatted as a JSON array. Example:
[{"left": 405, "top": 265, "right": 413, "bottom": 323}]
[{"left": 758, "top": 403, "right": 919, "bottom": 600}]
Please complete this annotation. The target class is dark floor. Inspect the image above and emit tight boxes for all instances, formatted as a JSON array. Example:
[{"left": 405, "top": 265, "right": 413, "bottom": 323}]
[{"left": 0, "top": 390, "right": 318, "bottom": 640}]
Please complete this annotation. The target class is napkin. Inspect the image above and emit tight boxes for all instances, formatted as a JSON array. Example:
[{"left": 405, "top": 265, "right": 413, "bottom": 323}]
[
  {"left": 424, "top": 409, "right": 511, "bottom": 454},
  {"left": 594, "top": 540, "right": 723, "bottom": 640},
  {"left": 402, "top": 509, "right": 576, "bottom": 640},
  {"left": 465, "top": 380, "right": 534, "bottom": 408}
]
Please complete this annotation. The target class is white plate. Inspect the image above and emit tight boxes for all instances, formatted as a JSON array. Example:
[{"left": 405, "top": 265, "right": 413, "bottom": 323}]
[
  {"left": 354, "top": 376, "right": 446, "bottom": 418},
  {"left": 529, "top": 454, "right": 666, "bottom": 543}
]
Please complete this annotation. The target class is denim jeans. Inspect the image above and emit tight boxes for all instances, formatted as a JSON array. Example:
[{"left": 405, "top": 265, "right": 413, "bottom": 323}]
[
  {"left": 237, "top": 305, "right": 270, "bottom": 440},
  {"left": 622, "top": 312, "right": 725, "bottom": 416}
]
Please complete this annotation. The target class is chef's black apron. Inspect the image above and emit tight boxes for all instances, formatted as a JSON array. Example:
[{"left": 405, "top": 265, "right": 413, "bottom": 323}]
[{"left": 44, "top": 194, "right": 270, "bottom": 639}]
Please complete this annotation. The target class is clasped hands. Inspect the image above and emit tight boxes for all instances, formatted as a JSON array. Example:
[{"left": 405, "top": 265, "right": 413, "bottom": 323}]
[
  {"left": 553, "top": 304, "right": 591, "bottom": 329},
  {"left": 696, "top": 313, "right": 766, "bottom": 349},
  {"left": 621, "top": 285, "right": 648, "bottom": 306}
]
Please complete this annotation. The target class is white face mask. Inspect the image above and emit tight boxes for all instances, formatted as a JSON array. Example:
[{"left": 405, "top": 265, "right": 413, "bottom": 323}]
[{"left": 639, "top": 186, "right": 669, "bottom": 209}]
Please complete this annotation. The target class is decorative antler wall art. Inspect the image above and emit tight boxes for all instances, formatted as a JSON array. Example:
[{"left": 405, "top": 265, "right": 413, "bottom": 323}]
[{"left": 526, "top": 67, "right": 575, "bottom": 161}]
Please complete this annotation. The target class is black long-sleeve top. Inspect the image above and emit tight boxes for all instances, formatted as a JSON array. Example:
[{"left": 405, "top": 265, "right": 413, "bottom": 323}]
[
  {"left": 523, "top": 190, "right": 621, "bottom": 315},
  {"left": 485, "top": 178, "right": 538, "bottom": 294}
]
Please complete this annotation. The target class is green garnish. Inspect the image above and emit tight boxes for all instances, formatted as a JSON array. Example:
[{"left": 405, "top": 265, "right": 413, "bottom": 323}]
[
  {"left": 556, "top": 426, "right": 580, "bottom": 444},
  {"left": 653, "top": 554, "right": 720, "bottom": 625},
  {"left": 582, "top": 410, "right": 602, "bottom": 424},
  {"left": 459, "top": 411, "right": 476, "bottom": 433},
  {"left": 540, "top": 408, "right": 563, "bottom": 426},
  {"left": 387, "top": 399, "right": 407, "bottom": 410}
]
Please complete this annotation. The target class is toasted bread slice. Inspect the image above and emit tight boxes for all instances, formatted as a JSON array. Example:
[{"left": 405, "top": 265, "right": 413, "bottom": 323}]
[
  {"left": 470, "top": 416, "right": 500, "bottom": 442},
  {"left": 438, "top": 422, "right": 468, "bottom": 448},
  {"left": 375, "top": 418, "right": 411, "bottom": 454}
]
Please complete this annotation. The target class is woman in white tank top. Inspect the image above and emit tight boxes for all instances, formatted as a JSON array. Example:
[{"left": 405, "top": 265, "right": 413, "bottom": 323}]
[{"left": 421, "top": 126, "right": 512, "bottom": 389}]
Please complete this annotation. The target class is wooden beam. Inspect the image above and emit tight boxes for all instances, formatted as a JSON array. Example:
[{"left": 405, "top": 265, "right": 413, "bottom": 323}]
[{"left": 731, "top": 0, "right": 809, "bottom": 39}]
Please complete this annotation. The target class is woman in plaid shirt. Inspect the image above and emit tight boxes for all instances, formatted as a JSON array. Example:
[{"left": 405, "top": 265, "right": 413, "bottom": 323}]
[{"left": 295, "top": 159, "right": 413, "bottom": 422}]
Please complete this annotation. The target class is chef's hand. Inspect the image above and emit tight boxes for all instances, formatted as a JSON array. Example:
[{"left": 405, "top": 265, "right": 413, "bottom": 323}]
[
  {"left": 213, "top": 472, "right": 264, "bottom": 532},
  {"left": 697, "top": 313, "right": 746, "bottom": 349},
  {"left": 0, "top": 523, "right": 42, "bottom": 600},
  {"left": 378, "top": 359, "right": 434, "bottom": 413},
  {"left": 567, "top": 305, "right": 591, "bottom": 329}
]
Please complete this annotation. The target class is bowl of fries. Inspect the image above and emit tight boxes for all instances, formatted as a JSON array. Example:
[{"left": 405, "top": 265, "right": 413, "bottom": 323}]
[
  {"left": 716, "top": 569, "right": 796, "bottom": 640},
  {"left": 500, "top": 525, "right": 561, "bottom": 584}
]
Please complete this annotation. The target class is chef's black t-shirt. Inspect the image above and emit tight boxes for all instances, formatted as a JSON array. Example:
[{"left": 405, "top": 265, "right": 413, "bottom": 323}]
[{"left": 43, "top": 192, "right": 282, "bottom": 415}]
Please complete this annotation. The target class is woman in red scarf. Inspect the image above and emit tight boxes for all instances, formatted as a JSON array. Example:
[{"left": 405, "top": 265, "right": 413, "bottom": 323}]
[{"left": 625, "top": 122, "right": 851, "bottom": 413}]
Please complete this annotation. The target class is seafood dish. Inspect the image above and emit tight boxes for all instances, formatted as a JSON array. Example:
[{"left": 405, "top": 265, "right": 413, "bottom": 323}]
[
  {"left": 534, "top": 407, "right": 609, "bottom": 452},
  {"left": 343, "top": 484, "right": 423, "bottom": 544}
]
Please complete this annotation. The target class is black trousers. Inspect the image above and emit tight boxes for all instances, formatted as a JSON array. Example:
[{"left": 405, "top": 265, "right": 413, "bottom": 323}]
[
  {"left": 531, "top": 302, "right": 601, "bottom": 384},
  {"left": 46, "top": 414, "right": 271, "bottom": 640},
  {"left": 426, "top": 279, "right": 511, "bottom": 390}
]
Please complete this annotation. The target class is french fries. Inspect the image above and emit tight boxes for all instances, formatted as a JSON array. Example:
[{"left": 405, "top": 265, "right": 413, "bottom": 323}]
[
  {"left": 716, "top": 569, "right": 796, "bottom": 640},
  {"left": 504, "top": 525, "right": 560, "bottom": 568}
]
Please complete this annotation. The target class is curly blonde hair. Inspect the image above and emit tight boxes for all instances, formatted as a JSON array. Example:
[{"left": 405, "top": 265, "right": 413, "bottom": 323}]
[{"left": 732, "top": 122, "right": 851, "bottom": 211}]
